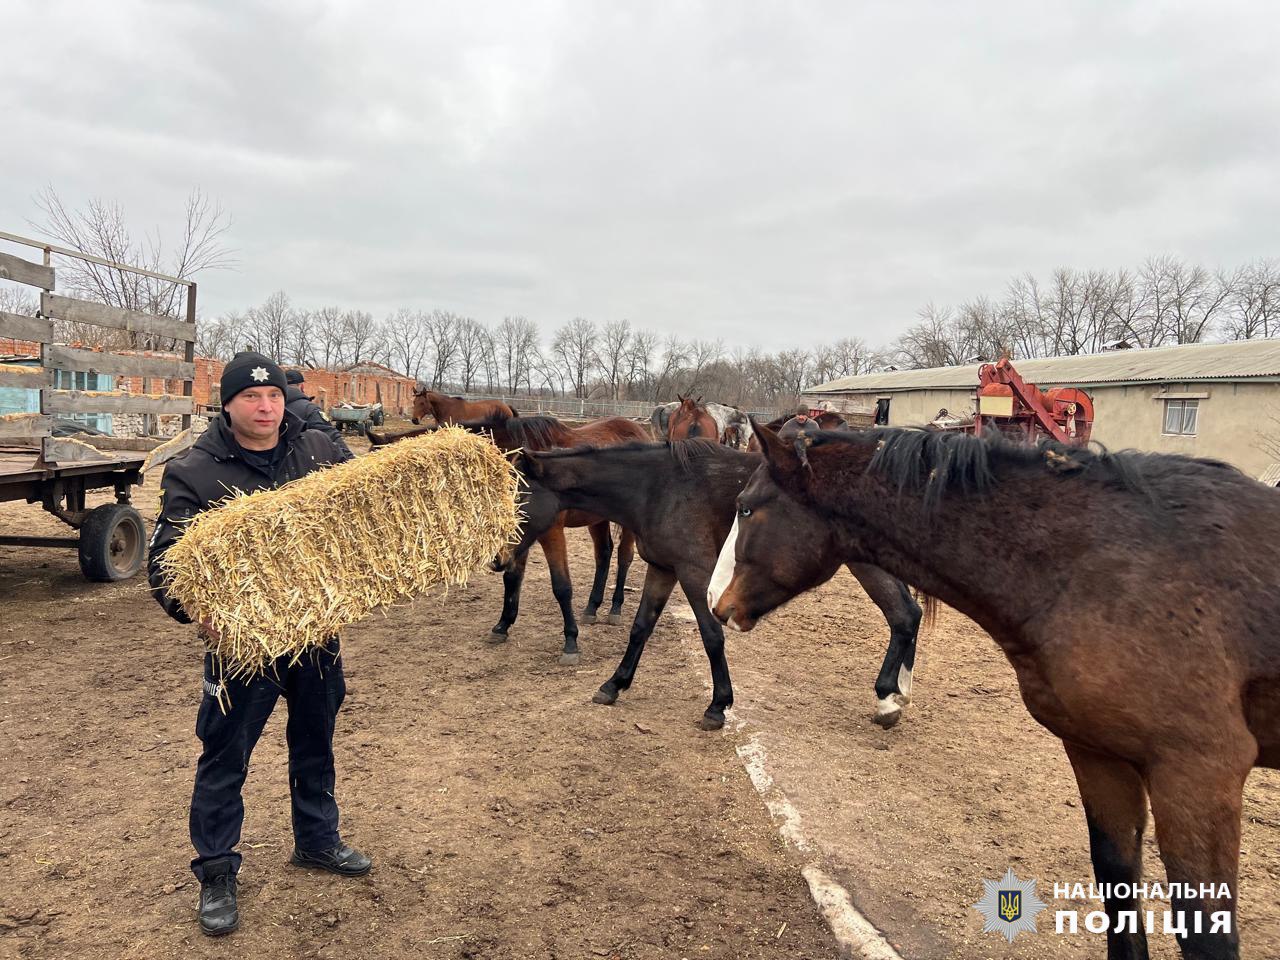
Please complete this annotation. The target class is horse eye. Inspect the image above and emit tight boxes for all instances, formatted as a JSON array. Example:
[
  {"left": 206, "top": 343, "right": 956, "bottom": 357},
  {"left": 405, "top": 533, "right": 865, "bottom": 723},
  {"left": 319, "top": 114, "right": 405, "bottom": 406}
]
[{"left": 738, "top": 505, "right": 752, "bottom": 518}]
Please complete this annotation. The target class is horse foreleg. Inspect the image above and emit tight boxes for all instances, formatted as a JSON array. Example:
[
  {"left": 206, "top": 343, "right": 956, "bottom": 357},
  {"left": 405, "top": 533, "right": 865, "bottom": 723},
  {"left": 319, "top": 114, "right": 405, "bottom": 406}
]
[
  {"left": 607, "top": 527, "right": 636, "bottom": 625},
  {"left": 489, "top": 549, "right": 530, "bottom": 643},
  {"left": 1144, "top": 744, "right": 1251, "bottom": 960},
  {"left": 848, "top": 562, "right": 921, "bottom": 729},
  {"left": 581, "top": 521, "right": 614, "bottom": 624},
  {"left": 538, "top": 525, "right": 581, "bottom": 665},
  {"left": 680, "top": 573, "right": 734, "bottom": 731},
  {"left": 1064, "top": 743, "right": 1151, "bottom": 960},
  {"left": 593, "top": 564, "right": 676, "bottom": 707}
]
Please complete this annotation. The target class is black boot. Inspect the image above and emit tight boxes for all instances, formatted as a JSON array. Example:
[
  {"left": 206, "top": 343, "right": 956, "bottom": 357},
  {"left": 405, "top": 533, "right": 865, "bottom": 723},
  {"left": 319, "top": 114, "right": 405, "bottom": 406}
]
[
  {"left": 197, "top": 857, "right": 239, "bottom": 936},
  {"left": 290, "top": 843, "right": 372, "bottom": 877}
]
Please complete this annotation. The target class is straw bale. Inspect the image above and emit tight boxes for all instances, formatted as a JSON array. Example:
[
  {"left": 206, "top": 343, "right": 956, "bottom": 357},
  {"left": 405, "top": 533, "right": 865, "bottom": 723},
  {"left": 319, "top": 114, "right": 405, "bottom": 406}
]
[{"left": 158, "top": 426, "right": 521, "bottom": 679}]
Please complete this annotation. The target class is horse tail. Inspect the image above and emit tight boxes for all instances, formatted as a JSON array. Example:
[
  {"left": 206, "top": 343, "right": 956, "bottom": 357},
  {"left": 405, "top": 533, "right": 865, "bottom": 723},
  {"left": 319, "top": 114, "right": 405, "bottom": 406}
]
[
  {"left": 914, "top": 590, "right": 939, "bottom": 632},
  {"left": 507, "top": 404, "right": 519, "bottom": 418}
]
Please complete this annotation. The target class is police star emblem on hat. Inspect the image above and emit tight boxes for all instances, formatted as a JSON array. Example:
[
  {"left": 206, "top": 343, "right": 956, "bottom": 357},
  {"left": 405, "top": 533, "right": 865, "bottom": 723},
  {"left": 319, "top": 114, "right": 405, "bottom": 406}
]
[{"left": 251, "top": 366, "right": 269, "bottom": 382}]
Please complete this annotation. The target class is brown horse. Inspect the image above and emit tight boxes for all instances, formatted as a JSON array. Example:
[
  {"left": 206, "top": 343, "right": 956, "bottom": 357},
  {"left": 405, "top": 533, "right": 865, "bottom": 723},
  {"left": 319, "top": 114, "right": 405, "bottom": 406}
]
[
  {"left": 460, "top": 414, "right": 647, "bottom": 665},
  {"left": 512, "top": 438, "right": 927, "bottom": 729},
  {"left": 667, "top": 395, "right": 719, "bottom": 441},
  {"left": 712, "top": 422, "right": 1280, "bottom": 959},
  {"left": 411, "top": 388, "right": 516, "bottom": 425}
]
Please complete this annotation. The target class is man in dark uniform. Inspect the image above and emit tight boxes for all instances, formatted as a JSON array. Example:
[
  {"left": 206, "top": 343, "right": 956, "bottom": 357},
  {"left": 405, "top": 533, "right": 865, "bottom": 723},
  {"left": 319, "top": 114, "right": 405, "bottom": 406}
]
[
  {"left": 284, "top": 368, "right": 354, "bottom": 461},
  {"left": 148, "top": 351, "right": 371, "bottom": 938}
]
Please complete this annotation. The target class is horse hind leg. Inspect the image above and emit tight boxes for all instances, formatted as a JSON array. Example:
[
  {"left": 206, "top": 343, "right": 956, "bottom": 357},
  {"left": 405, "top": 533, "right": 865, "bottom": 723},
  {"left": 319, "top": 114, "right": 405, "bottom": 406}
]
[
  {"left": 581, "top": 521, "right": 613, "bottom": 624},
  {"left": 849, "top": 563, "right": 921, "bottom": 728},
  {"left": 607, "top": 526, "right": 635, "bottom": 625},
  {"left": 1064, "top": 743, "right": 1151, "bottom": 960}
]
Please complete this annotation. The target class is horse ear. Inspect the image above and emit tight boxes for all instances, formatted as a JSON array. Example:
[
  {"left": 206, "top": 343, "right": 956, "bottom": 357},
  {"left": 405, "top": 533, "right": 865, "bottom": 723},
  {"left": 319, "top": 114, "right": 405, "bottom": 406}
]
[{"left": 751, "top": 418, "right": 803, "bottom": 477}]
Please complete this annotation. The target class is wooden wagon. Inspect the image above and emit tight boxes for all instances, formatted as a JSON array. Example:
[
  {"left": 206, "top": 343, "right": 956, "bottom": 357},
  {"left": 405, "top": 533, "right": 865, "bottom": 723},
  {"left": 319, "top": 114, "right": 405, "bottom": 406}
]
[{"left": 0, "top": 232, "right": 198, "bottom": 581}]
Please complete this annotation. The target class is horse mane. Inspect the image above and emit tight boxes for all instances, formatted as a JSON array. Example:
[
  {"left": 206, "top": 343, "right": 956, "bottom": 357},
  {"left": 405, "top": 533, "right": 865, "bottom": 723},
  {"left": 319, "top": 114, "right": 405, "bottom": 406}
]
[
  {"left": 531, "top": 437, "right": 729, "bottom": 474},
  {"left": 504, "top": 415, "right": 566, "bottom": 450},
  {"left": 809, "top": 427, "right": 1241, "bottom": 513}
]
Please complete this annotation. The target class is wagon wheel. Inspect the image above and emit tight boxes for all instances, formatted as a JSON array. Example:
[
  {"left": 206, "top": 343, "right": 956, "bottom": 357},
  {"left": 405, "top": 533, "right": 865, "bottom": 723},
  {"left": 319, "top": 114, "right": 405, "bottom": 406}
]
[{"left": 78, "top": 503, "right": 146, "bottom": 582}]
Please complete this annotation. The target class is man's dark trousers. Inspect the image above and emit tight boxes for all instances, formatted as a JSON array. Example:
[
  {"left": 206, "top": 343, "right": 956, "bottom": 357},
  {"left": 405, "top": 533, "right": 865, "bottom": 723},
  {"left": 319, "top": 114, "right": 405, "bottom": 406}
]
[{"left": 190, "top": 640, "right": 346, "bottom": 881}]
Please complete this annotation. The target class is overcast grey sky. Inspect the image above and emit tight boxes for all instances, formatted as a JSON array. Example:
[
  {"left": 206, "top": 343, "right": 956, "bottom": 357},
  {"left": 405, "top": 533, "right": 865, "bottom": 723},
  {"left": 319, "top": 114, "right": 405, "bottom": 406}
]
[{"left": 3, "top": 0, "right": 1277, "bottom": 350}]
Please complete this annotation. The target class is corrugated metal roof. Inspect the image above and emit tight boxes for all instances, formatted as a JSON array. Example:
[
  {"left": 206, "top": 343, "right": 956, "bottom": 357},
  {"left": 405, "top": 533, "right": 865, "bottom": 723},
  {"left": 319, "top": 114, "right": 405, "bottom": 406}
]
[
  {"left": 1259, "top": 463, "right": 1280, "bottom": 487},
  {"left": 805, "top": 339, "right": 1280, "bottom": 394}
]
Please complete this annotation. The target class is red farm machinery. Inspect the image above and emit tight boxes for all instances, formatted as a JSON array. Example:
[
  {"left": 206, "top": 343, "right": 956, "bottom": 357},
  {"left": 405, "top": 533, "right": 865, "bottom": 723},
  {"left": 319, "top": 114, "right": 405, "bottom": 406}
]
[{"left": 938, "top": 357, "right": 1094, "bottom": 446}]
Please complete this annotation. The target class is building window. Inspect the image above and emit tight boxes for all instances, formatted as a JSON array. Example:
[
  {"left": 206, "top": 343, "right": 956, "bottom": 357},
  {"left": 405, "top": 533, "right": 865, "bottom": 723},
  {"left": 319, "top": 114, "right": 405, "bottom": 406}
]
[{"left": 1163, "top": 398, "right": 1198, "bottom": 436}]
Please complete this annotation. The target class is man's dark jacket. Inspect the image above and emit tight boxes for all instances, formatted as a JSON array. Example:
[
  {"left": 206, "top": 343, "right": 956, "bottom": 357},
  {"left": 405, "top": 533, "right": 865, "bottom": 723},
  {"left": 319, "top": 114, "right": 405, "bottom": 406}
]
[
  {"left": 285, "top": 385, "right": 354, "bottom": 461},
  {"left": 148, "top": 413, "right": 346, "bottom": 623}
]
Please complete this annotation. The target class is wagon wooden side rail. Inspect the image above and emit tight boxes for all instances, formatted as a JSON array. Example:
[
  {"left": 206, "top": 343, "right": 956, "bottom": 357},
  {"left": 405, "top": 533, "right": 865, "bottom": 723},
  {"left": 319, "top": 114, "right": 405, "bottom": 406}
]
[{"left": 0, "top": 231, "right": 197, "bottom": 580}]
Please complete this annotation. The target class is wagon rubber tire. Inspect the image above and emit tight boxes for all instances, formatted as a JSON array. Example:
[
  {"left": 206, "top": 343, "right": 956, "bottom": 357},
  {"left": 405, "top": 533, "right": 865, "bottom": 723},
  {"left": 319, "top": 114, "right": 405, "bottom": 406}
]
[
  {"left": 78, "top": 503, "right": 146, "bottom": 582},
  {"left": 371, "top": 408, "right": 385, "bottom": 427}
]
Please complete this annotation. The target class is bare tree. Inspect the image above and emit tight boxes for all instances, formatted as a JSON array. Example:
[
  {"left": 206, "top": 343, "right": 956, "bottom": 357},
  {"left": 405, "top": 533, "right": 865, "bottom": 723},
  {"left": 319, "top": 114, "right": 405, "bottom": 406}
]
[
  {"left": 245, "top": 291, "right": 293, "bottom": 362},
  {"left": 341, "top": 310, "right": 380, "bottom": 366},
  {"left": 385, "top": 308, "right": 428, "bottom": 379},
  {"left": 30, "top": 186, "right": 232, "bottom": 349},
  {"left": 682, "top": 338, "right": 725, "bottom": 394},
  {"left": 455, "top": 317, "right": 489, "bottom": 391},
  {"left": 426, "top": 310, "right": 460, "bottom": 388},
  {"left": 1224, "top": 259, "right": 1280, "bottom": 341},
  {"left": 627, "top": 328, "right": 660, "bottom": 400},
  {"left": 651, "top": 333, "right": 688, "bottom": 401},
  {"left": 551, "top": 317, "right": 599, "bottom": 398},
  {"left": 196, "top": 311, "right": 248, "bottom": 361},
  {"left": 598, "top": 319, "right": 633, "bottom": 400},
  {"left": 289, "top": 308, "right": 317, "bottom": 366},
  {"left": 495, "top": 316, "right": 539, "bottom": 395},
  {"left": 0, "top": 286, "right": 38, "bottom": 317}
]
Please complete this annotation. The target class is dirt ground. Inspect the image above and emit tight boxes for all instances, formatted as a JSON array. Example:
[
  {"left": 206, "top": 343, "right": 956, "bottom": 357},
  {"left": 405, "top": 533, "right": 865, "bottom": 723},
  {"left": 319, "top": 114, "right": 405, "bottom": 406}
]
[{"left": 3, "top": 433, "right": 1279, "bottom": 960}]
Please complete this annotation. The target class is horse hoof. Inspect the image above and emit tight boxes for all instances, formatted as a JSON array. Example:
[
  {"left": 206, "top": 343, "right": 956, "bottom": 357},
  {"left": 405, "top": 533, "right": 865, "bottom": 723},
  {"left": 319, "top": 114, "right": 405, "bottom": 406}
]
[
  {"left": 592, "top": 687, "right": 619, "bottom": 705},
  {"left": 606, "top": 613, "right": 623, "bottom": 626},
  {"left": 872, "top": 707, "right": 902, "bottom": 729},
  {"left": 697, "top": 713, "right": 725, "bottom": 731},
  {"left": 559, "top": 652, "right": 581, "bottom": 666},
  {"left": 581, "top": 613, "right": 598, "bottom": 625},
  {"left": 486, "top": 630, "right": 509, "bottom": 645}
]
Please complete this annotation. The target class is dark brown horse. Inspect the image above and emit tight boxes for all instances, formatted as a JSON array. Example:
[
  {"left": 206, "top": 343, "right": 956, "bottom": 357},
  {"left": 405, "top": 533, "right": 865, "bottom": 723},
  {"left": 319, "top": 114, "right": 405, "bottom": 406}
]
[
  {"left": 667, "top": 395, "right": 719, "bottom": 441},
  {"left": 461, "top": 414, "right": 648, "bottom": 665},
  {"left": 513, "top": 439, "right": 926, "bottom": 730},
  {"left": 712, "top": 422, "right": 1280, "bottom": 959},
  {"left": 411, "top": 388, "right": 516, "bottom": 425}
]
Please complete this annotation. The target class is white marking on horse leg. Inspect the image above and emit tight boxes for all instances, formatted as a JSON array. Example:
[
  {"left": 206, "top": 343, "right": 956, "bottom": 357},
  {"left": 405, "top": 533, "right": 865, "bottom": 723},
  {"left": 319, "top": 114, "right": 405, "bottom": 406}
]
[
  {"left": 896, "top": 665, "right": 913, "bottom": 704},
  {"left": 707, "top": 515, "right": 739, "bottom": 611},
  {"left": 875, "top": 696, "right": 901, "bottom": 719}
]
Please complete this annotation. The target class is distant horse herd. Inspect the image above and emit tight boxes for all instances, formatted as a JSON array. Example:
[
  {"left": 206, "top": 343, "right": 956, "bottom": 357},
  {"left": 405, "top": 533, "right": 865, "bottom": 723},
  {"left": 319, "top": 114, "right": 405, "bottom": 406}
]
[{"left": 367, "top": 384, "right": 1278, "bottom": 960}]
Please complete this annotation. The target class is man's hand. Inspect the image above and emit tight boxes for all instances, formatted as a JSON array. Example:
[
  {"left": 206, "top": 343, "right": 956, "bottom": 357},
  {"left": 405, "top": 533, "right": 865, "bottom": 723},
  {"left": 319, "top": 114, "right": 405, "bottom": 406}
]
[{"left": 198, "top": 619, "right": 222, "bottom": 643}]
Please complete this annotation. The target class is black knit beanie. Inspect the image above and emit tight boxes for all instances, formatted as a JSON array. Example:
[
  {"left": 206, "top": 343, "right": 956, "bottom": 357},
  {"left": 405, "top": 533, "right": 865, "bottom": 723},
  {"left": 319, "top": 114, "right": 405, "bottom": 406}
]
[
  {"left": 285, "top": 369, "right": 306, "bottom": 385},
  {"left": 220, "top": 352, "right": 287, "bottom": 407}
]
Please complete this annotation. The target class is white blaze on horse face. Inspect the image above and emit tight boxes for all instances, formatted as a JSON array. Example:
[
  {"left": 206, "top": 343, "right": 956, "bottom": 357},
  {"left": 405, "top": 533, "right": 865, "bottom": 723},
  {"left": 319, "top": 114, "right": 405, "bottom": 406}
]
[{"left": 707, "top": 516, "right": 740, "bottom": 613}]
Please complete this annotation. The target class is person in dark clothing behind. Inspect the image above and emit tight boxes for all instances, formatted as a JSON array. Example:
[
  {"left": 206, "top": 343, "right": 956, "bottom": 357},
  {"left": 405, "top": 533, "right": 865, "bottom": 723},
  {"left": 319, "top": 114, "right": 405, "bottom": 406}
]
[
  {"left": 284, "top": 368, "right": 354, "bottom": 461},
  {"left": 148, "top": 351, "right": 371, "bottom": 938}
]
